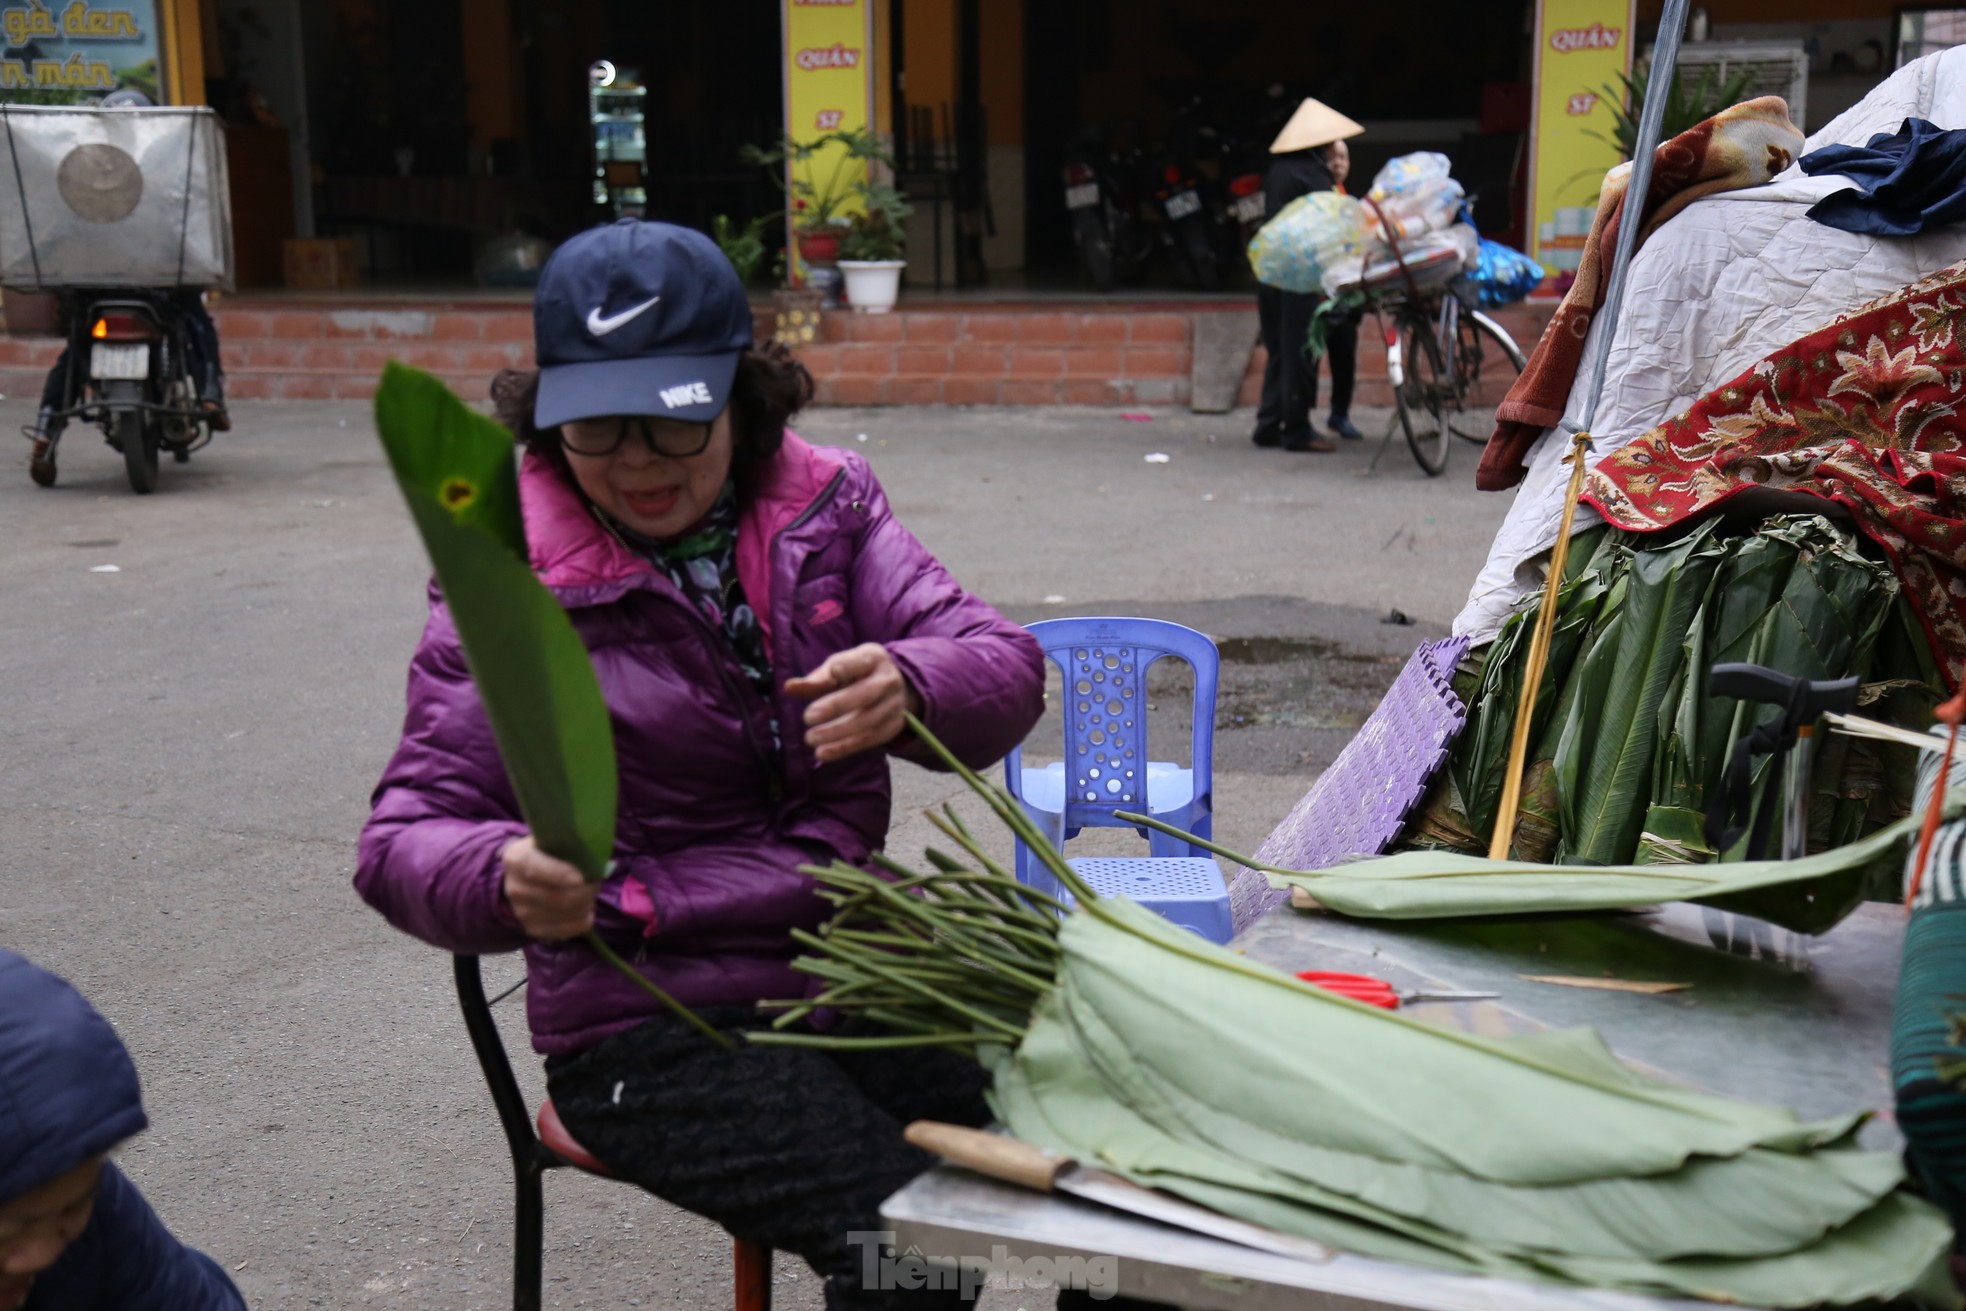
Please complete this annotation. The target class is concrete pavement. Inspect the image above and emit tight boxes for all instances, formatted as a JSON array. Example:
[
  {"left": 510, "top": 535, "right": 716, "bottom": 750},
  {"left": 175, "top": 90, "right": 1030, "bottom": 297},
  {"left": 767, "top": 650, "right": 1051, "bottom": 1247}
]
[{"left": 0, "top": 398, "right": 1510, "bottom": 1309}]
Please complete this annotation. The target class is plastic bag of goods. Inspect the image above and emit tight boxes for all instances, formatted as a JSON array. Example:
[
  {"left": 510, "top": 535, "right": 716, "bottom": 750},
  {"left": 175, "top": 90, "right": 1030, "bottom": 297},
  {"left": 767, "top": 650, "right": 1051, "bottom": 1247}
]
[
  {"left": 1350, "top": 223, "right": 1479, "bottom": 292},
  {"left": 1365, "top": 152, "right": 1464, "bottom": 242},
  {"left": 1460, "top": 239, "right": 1546, "bottom": 309},
  {"left": 1247, "top": 191, "right": 1369, "bottom": 296}
]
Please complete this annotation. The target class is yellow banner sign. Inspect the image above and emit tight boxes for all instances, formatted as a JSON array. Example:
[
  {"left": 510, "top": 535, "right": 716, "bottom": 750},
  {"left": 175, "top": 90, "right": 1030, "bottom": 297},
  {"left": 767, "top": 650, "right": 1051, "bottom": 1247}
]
[
  {"left": 782, "top": 0, "right": 873, "bottom": 281},
  {"left": 1527, "top": 0, "right": 1636, "bottom": 296}
]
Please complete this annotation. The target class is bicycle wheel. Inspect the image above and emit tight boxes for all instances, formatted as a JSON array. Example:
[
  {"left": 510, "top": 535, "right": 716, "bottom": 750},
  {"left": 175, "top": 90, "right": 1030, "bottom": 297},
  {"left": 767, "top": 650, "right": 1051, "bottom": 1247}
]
[
  {"left": 1394, "top": 317, "right": 1452, "bottom": 476},
  {"left": 1449, "top": 308, "right": 1528, "bottom": 445}
]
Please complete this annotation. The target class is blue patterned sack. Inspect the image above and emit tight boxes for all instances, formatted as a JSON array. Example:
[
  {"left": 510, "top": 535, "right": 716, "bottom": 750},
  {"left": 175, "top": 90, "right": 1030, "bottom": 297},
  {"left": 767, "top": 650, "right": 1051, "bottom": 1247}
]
[{"left": 1463, "top": 239, "right": 1545, "bottom": 309}]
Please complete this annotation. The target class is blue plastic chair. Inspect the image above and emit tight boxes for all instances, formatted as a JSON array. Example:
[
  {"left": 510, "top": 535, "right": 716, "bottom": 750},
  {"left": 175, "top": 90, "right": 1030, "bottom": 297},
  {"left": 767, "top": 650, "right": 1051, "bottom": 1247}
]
[{"left": 1005, "top": 617, "right": 1230, "bottom": 942}]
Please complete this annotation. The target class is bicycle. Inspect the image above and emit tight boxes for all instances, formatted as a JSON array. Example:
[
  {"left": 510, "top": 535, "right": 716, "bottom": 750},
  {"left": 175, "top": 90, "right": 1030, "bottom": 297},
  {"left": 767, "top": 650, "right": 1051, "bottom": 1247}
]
[{"left": 1353, "top": 200, "right": 1529, "bottom": 477}]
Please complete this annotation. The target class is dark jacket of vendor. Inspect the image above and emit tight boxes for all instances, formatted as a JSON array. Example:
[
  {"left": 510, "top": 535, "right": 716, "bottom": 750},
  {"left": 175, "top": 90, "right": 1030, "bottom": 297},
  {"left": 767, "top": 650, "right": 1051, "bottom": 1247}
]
[{"left": 1262, "top": 148, "right": 1338, "bottom": 222}]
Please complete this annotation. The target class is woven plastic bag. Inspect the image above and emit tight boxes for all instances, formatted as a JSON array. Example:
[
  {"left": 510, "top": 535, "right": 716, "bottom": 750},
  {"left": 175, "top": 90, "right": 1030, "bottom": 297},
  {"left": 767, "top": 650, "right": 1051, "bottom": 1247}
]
[
  {"left": 1248, "top": 191, "right": 1368, "bottom": 295},
  {"left": 1463, "top": 238, "right": 1546, "bottom": 309},
  {"left": 1366, "top": 152, "right": 1464, "bottom": 241}
]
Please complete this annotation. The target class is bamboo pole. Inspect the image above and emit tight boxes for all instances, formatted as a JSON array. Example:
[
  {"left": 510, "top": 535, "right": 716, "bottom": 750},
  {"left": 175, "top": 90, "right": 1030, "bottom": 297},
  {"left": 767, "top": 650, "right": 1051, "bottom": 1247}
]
[{"left": 1488, "top": 431, "right": 1592, "bottom": 859}]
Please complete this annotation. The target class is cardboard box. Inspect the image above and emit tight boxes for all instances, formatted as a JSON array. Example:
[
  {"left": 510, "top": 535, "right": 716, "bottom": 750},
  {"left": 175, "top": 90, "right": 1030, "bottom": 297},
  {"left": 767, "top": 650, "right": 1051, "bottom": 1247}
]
[{"left": 283, "top": 237, "right": 362, "bottom": 290}]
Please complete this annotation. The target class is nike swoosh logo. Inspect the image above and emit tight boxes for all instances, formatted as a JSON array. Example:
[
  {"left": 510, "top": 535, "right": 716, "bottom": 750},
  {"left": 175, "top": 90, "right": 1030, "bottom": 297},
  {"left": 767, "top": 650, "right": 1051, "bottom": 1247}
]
[{"left": 586, "top": 295, "right": 662, "bottom": 336}]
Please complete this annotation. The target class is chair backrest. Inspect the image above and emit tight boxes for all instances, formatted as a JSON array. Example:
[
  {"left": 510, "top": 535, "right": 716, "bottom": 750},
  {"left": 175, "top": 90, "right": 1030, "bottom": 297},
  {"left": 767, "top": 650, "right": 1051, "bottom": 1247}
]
[{"left": 1009, "top": 616, "right": 1218, "bottom": 828}]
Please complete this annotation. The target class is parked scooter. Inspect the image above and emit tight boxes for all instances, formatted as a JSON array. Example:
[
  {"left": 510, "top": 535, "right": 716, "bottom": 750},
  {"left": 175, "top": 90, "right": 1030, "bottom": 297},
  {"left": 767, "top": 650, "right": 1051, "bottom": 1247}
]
[
  {"left": 1061, "top": 131, "right": 1152, "bottom": 292},
  {"left": 1141, "top": 106, "right": 1225, "bottom": 294},
  {"left": 29, "top": 288, "right": 217, "bottom": 494}
]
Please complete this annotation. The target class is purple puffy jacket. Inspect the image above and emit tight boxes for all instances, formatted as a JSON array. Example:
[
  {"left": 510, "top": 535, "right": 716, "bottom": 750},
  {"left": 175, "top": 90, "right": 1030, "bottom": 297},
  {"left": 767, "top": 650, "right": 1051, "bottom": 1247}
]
[{"left": 356, "top": 434, "right": 1045, "bottom": 1054}]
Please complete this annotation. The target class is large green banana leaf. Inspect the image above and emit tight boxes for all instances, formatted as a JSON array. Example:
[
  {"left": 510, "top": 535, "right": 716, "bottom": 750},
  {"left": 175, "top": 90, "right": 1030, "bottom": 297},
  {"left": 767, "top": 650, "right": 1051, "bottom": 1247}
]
[
  {"left": 373, "top": 363, "right": 617, "bottom": 881},
  {"left": 1555, "top": 521, "right": 1730, "bottom": 865},
  {"left": 1262, "top": 803, "right": 1931, "bottom": 934},
  {"left": 991, "top": 899, "right": 1955, "bottom": 1307}
]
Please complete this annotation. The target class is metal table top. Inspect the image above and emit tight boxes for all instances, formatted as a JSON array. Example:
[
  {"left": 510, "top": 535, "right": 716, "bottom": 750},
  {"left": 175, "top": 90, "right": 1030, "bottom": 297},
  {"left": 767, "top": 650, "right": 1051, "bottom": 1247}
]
[{"left": 882, "top": 901, "right": 1906, "bottom": 1311}]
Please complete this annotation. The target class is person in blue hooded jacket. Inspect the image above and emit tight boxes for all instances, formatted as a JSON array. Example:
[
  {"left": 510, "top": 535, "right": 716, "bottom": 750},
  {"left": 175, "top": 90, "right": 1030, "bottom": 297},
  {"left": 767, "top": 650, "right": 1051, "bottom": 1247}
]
[{"left": 0, "top": 951, "right": 245, "bottom": 1311}]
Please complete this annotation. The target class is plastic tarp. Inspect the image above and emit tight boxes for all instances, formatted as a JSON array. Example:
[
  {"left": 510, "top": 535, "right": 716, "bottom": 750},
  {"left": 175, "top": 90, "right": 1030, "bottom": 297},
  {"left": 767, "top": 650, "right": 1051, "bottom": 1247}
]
[
  {"left": 0, "top": 105, "right": 233, "bottom": 291},
  {"left": 1454, "top": 48, "right": 1966, "bottom": 645}
]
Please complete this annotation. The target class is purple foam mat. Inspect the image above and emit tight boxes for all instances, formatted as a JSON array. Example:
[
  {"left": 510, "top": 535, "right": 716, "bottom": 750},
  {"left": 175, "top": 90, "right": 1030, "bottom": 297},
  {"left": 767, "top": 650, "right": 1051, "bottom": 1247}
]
[{"left": 1227, "top": 635, "right": 1471, "bottom": 935}]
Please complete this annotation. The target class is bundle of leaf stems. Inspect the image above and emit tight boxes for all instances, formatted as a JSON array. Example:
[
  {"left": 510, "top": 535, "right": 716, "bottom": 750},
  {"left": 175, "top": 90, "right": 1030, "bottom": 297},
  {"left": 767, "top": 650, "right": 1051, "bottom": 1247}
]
[{"left": 751, "top": 717, "right": 1107, "bottom": 1054}]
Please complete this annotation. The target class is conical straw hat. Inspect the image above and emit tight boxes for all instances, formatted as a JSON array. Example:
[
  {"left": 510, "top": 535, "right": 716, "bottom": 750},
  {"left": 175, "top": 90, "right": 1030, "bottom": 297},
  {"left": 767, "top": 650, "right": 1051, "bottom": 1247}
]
[{"left": 1269, "top": 98, "right": 1364, "bottom": 153}]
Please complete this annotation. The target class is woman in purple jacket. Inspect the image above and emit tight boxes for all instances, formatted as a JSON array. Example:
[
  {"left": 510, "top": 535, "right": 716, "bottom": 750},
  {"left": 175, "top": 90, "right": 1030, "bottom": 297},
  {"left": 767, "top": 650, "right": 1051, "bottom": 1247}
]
[{"left": 356, "top": 220, "right": 1046, "bottom": 1310}]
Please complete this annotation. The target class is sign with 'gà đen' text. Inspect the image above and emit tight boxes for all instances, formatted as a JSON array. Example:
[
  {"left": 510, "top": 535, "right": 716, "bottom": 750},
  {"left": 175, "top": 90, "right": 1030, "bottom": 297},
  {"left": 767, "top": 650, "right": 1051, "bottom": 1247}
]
[{"left": 0, "top": 0, "right": 161, "bottom": 103}]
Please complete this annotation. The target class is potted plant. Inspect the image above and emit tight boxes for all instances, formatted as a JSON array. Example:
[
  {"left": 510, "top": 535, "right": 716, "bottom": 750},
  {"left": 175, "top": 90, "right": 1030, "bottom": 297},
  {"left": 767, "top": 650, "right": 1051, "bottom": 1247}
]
[
  {"left": 741, "top": 128, "right": 894, "bottom": 280},
  {"left": 836, "top": 181, "right": 913, "bottom": 313},
  {"left": 710, "top": 212, "right": 778, "bottom": 286}
]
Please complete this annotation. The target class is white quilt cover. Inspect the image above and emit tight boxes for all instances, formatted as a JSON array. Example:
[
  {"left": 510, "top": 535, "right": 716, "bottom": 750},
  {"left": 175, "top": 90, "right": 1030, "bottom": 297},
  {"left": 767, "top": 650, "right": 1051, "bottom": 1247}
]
[{"left": 1454, "top": 48, "right": 1966, "bottom": 643}]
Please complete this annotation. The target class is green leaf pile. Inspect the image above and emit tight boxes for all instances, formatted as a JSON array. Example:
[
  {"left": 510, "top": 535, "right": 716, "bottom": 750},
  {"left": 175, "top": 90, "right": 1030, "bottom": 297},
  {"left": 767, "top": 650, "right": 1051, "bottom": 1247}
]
[
  {"left": 773, "top": 725, "right": 1957, "bottom": 1306},
  {"left": 993, "top": 898, "right": 1957, "bottom": 1307},
  {"left": 1437, "top": 516, "right": 1918, "bottom": 867}
]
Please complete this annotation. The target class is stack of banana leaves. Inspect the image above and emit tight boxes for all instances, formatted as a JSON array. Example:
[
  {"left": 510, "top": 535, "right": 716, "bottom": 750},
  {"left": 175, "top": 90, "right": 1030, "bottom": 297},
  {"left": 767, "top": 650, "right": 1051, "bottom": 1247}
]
[
  {"left": 766, "top": 743, "right": 1958, "bottom": 1308},
  {"left": 1328, "top": 512, "right": 1943, "bottom": 921},
  {"left": 372, "top": 368, "right": 1956, "bottom": 1307}
]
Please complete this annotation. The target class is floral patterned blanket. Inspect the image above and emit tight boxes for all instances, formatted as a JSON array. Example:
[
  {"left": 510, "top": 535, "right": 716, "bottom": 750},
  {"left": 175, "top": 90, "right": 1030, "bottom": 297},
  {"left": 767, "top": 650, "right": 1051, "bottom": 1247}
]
[{"left": 1585, "top": 259, "right": 1966, "bottom": 686}]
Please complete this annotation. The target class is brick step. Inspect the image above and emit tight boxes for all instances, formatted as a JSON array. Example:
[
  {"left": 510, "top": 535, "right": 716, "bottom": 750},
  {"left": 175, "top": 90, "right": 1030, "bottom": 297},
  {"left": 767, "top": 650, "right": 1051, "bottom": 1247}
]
[
  {"left": 805, "top": 310, "right": 1197, "bottom": 347},
  {"left": 223, "top": 340, "right": 531, "bottom": 373},
  {"left": 795, "top": 344, "right": 1195, "bottom": 380},
  {"left": 211, "top": 307, "right": 533, "bottom": 343},
  {"left": 225, "top": 368, "right": 491, "bottom": 403},
  {"left": 810, "top": 373, "right": 1403, "bottom": 409}
]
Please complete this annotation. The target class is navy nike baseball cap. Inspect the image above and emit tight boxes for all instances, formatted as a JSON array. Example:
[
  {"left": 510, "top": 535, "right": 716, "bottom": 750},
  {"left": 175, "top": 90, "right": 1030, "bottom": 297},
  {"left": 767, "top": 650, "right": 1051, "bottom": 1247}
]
[{"left": 532, "top": 219, "right": 755, "bottom": 429}]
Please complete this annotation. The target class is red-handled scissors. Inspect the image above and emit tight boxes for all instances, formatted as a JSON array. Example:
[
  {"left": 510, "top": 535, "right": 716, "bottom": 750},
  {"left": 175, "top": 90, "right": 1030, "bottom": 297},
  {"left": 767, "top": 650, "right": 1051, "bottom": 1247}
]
[{"left": 1295, "top": 970, "right": 1500, "bottom": 1010}]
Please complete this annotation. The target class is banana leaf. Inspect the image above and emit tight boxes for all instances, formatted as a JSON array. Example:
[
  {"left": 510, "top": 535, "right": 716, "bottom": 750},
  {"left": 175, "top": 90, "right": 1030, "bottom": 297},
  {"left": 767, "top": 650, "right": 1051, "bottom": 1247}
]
[
  {"left": 1450, "top": 528, "right": 1622, "bottom": 848},
  {"left": 991, "top": 899, "right": 1956, "bottom": 1306},
  {"left": 1633, "top": 567, "right": 1716, "bottom": 866},
  {"left": 1260, "top": 802, "right": 1938, "bottom": 934},
  {"left": 373, "top": 362, "right": 618, "bottom": 880},
  {"left": 1510, "top": 572, "right": 1625, "bottom": 861},
  {"left": 1555, "top": 520, "right": 1730, "bottom": 865}
]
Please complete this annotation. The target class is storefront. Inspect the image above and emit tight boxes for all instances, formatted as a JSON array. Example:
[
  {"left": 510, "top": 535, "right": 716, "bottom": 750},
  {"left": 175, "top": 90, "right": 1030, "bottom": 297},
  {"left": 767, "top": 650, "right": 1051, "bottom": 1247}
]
[{"left": 0, "top": 0, "right": 1955, "bottom": 293}]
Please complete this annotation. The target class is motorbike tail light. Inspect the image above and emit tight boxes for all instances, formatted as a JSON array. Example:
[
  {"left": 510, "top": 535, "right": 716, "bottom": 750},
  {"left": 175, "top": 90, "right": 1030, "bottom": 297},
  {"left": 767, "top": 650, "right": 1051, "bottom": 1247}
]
[
  {"left": 1163, "top": 164, "right": 1182, "bottom": 185},
  {"left": 1229, "top": 173, "right": 1262, "bottom": 198},
  {"left": 1064, "top": 162, "right": 1093, "bottom": 185},
  {"left": 92, "top": 311, "right": 158, "bottom": 341}
]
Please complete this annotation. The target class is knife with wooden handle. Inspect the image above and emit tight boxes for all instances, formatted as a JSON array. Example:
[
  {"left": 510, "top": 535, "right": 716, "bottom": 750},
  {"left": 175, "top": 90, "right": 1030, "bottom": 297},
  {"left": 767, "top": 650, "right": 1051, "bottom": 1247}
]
[{"left": 905, "top": 1121, "right": 1334, "bottom": 1265}]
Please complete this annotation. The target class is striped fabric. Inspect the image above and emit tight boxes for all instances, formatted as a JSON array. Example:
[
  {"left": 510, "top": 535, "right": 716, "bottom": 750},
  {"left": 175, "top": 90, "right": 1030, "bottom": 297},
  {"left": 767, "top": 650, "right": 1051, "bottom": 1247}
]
[
  {"left": 1906, "top": 734, "right": 1966, "bottom": 910},
  {"left": 1895, "top": 736, "right": 1966, "bottom": 1255}
]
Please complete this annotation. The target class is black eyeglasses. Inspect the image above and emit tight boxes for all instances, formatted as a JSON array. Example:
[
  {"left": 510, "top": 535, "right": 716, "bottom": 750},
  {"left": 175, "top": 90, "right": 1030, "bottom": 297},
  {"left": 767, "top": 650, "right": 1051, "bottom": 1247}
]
[{"left": 559, "top": 415, "right": 714, "bottom": 459}]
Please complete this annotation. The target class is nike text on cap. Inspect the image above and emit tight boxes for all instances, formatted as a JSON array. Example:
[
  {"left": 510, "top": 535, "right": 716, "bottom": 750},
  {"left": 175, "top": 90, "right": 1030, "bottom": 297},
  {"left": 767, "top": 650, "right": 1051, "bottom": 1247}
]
[{"left": 532, "top": 218, "right": 756, "bottom": 430}]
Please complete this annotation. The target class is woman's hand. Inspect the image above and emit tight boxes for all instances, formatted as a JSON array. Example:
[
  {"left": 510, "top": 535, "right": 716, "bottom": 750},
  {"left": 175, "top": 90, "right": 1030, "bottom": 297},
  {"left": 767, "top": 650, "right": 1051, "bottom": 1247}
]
[
  {"left": 785, "top": 643, "right": 923, "bottom": 766},
  {"left": 500, "top": 835, "right": 598, "bottom": 940}
]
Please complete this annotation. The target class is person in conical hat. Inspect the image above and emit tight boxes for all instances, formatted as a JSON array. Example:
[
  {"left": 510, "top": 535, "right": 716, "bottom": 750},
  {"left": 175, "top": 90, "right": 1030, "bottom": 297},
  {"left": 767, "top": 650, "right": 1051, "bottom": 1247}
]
[
  {"left": 1253, "top": 98, "right": 1365, "bottom": 452},
  {"left": 1268, "top": 97, "right": 1363, "bottom": 155}
]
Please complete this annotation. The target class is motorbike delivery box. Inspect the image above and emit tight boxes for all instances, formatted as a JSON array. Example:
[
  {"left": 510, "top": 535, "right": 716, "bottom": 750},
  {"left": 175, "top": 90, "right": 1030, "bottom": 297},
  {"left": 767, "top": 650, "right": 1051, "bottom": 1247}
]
[{"left": 0, "top": 105, "right": 234, "bottom": 493}]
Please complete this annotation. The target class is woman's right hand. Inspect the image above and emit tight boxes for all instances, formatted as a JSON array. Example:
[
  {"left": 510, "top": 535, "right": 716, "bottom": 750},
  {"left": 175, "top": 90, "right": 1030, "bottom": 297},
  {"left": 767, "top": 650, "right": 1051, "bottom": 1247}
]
[{"left": 500, "top": 835, "right": 598, "bottom": 940}]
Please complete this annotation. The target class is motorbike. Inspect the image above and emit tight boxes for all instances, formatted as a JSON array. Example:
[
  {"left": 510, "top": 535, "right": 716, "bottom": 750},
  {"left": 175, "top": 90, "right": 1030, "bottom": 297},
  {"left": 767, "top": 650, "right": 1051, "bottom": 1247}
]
[
  {"left": 30, "top": 288, "right": 214, "bottom": 494},
  {"left": 1061, "top": 132, "right": 1152, "bottom": 293}
]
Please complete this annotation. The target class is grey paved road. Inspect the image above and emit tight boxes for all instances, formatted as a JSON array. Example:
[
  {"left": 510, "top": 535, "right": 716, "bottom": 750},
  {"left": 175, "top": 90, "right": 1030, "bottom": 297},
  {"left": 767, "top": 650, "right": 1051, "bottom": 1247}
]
[{"left": 0, "top": 400, "right": 1508, "bottom": 1309}]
